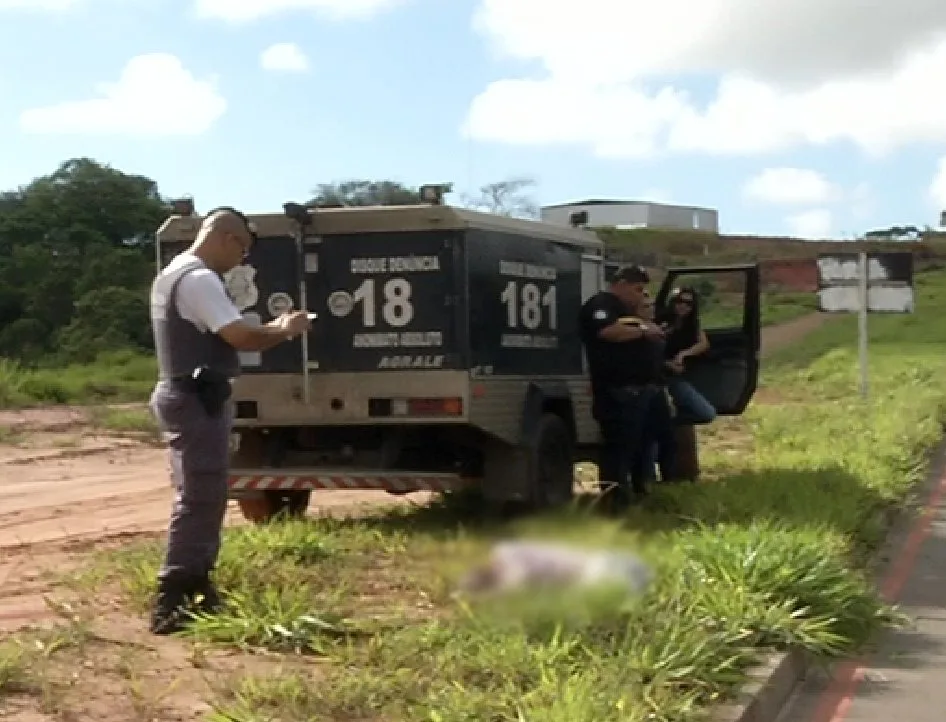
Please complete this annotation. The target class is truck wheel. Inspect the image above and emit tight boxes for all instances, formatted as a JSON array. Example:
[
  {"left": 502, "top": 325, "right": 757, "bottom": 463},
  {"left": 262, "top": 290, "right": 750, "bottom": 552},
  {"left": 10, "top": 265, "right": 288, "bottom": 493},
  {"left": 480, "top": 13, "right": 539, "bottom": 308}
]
[
  {"left": 529, "top": 413, "right": 575, "bottom": 509},
  {"left": 237, "top": 496, "right": 273, "bottom": 524},
  {"left": 236, "top": 490, "right": 311, "bottom": 524}
]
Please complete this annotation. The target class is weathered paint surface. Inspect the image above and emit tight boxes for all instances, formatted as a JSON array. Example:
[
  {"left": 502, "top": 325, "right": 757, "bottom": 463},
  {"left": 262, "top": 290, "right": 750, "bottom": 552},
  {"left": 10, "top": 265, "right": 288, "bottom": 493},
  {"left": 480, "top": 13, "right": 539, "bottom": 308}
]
[
  {"left": 816, "top": 252, "right": 914, "bottom": 313},
  {"left": 818, "top": 286, "right": 915, "bottom": 313},
  {"left": 817, "top": 256, "right": 892, "bottom": 283}
]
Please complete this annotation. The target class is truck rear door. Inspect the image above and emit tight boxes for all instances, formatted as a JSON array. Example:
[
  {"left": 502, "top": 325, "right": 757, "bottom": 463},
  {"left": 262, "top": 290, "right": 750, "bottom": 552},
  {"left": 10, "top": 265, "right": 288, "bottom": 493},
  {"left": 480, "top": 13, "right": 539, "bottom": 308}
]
[
  {"left": 304, "top": 229, "right": 464, "bottom": 372},
  {"left": 159, "top": 228, "right": 464, "bottom": 375}
]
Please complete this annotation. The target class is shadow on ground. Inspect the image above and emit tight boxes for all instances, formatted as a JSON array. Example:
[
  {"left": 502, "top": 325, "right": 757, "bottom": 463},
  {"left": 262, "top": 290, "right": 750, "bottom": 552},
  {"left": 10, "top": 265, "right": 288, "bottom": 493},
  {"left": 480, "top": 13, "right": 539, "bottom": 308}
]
[{"left": 315, "top": 464, "right": 901, "bottom": 553}]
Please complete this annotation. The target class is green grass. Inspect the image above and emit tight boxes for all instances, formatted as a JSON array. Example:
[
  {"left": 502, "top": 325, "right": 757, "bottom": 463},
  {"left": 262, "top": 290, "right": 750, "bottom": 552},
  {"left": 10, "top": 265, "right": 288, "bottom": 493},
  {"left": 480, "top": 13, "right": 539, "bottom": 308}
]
[
  {"left": 0, "top": 621, "right": 90, "bottom": 707},
  {"left": 60, "top": 271, "right": 946, "bottom": 720},
  {"left": 0, "top": 425, "right": 23, "bottom": 444},
  {"left": 701, "top": 290, "right": 817, "bottom": 329},
  {"left": 86, "top": 405, "right": 158, "bottom": 437},
  {"left": 0, "top": 348, "right": 155, "bottom": 408},
  {"left": 0, "top": 641, "right": 29, "bottom": 696}
]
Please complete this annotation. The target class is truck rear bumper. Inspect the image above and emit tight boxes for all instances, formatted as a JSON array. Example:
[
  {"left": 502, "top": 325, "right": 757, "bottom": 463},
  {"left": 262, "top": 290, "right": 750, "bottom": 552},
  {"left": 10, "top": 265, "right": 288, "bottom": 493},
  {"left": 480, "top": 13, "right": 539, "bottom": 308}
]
[{"left": 227, "top": 467, "right": 473, "bottom": 495}]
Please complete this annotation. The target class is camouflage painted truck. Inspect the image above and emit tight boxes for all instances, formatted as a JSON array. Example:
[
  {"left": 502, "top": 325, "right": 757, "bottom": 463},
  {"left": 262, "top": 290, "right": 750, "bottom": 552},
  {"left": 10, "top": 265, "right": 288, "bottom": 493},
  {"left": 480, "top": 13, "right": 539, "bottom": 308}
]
[{"left": 155, "top": 197, "right": 762, "bottom": 522}]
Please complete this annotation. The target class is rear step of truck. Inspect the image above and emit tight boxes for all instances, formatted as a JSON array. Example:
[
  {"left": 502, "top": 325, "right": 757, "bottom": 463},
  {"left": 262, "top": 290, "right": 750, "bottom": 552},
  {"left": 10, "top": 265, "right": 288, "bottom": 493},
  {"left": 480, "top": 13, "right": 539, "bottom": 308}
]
[{"left": 228, "top": 468, "right": 473, "bottom": 494}]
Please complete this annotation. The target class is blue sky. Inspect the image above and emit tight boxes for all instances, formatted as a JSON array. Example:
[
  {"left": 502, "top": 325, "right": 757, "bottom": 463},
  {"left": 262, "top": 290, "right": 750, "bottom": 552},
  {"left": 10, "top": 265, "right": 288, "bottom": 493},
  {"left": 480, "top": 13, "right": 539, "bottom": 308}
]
[{"left": 2, "top": 0, "right": 946, "bottom": 239}]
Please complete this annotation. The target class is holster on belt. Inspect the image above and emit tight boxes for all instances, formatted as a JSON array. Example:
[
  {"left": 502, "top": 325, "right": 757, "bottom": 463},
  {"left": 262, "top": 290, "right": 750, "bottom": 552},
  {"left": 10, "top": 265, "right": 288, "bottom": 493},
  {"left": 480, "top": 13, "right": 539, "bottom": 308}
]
[{"left": 180, "top": 367, "right": 231, "bottom": 417}]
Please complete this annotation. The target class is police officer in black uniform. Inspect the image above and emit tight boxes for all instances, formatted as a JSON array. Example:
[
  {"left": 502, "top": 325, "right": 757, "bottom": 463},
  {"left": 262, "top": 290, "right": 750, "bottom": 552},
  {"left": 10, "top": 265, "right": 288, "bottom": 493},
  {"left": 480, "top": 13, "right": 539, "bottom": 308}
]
[{"left": 579, "top": 265, "right": 667, "bottom": 506}]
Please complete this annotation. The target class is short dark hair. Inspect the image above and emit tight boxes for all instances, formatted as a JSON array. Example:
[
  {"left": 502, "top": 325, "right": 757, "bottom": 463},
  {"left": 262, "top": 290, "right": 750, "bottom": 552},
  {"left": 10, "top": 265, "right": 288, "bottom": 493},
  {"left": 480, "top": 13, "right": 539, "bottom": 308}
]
[
  {"left": 205, "top": 205, "right": 258, "bottom": 242},
  {"left": 610, "top": 264, "right": 650, "bottom": 285}
]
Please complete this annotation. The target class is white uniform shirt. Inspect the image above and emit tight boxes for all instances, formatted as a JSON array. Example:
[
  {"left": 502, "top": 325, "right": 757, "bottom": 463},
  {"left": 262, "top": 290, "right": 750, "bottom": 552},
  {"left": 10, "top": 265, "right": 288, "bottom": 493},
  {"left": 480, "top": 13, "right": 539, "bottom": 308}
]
[{"left": 163, "top": 252, "right": 242, "bottom": 333}]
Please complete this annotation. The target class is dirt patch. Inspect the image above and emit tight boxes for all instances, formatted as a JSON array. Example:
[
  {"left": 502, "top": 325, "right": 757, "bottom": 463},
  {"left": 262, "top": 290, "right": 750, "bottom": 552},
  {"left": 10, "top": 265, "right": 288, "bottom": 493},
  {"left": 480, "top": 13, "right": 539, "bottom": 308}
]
[
  {"left": 0, "top": 418, "right": 419, "bottom": 720},
  {"left": 760, "top": 311, "right": 835, "bottom": 358},
  {"left": 0, "top": 607, "right": 309, "bottom": 722},
  {"left": 0, "top": 416, "right": 415, "bottom": 635},
  {"left": 0, "top": 408, "right": 88, "bottom": 433}
]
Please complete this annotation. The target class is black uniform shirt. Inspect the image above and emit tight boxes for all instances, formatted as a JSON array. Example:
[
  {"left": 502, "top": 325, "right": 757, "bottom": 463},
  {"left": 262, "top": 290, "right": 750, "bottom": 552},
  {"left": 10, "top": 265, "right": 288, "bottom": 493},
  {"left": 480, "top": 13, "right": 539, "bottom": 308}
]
[
  {"left": 579, "top": 291, "right": 661, "bottom": 392},
  {"left": 659, "top": 314, "right": 699, "bottom": 360}
]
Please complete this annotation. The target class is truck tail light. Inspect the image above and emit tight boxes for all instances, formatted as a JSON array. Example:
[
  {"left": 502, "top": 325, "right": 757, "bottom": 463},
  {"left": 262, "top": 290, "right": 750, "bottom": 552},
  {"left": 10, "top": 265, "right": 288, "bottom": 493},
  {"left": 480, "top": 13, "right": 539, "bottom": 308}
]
[
  {"left": 372, "top": 397, "right": 463, "bottom": 417},
  {"left": 408, "top": 397, "right": 463, "bottom": 416}
]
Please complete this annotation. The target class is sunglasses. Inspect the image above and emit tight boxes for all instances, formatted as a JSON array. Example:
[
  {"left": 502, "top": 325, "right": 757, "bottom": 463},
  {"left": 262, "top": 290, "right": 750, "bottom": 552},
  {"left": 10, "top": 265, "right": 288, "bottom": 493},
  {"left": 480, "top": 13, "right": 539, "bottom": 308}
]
[
  {"left": 675, "top": 297, "right": 694, "bottom": 305},
  {"left": 229, "top": 233, "right": 252, "bottom": 260}
]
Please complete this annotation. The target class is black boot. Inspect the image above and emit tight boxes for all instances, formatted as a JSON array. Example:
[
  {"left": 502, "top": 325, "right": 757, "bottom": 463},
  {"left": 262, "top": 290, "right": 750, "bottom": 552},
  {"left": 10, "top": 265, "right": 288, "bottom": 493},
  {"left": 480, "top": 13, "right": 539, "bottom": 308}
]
[
  {"left": 193, "top": 575, "right": 223, "bottom": 615},
  {"left": 149, "top": 575, "right": 196, "bottom": 635}
]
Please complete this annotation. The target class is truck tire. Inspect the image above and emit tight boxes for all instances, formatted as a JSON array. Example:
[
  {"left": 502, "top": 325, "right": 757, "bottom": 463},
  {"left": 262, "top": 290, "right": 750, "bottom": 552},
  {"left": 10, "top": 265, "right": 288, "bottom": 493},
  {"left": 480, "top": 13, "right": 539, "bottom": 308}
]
[
  {"left": 529, "top": 412, "right": 575, "bottom": 509},
  {"left": 236, "top": 490, "right": 311, "bottom": 524}
]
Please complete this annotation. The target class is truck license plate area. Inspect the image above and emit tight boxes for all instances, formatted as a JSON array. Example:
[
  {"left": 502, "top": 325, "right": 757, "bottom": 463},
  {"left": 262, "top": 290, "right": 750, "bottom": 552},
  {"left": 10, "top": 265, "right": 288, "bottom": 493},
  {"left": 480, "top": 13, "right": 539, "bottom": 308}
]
[{"left": 367, "top": 397, "right": 463, "bottom": 417}]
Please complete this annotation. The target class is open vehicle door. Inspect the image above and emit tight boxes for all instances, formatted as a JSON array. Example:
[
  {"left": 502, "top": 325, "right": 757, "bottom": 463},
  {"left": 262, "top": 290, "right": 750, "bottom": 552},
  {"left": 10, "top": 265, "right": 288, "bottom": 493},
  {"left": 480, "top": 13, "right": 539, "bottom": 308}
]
[{"left": 654, "top": 264, "right": 761, "bottom": 417}]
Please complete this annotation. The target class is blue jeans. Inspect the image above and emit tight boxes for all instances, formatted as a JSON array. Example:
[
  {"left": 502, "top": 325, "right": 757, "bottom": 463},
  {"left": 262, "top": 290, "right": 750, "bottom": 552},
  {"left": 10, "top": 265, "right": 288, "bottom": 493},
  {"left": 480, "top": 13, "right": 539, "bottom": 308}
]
[
  {"left": 643, "top": 379, "right": 715, "bottom": 481},
  {"left": 596, "top": 385, "right": 675, "bottom": 495},
  {"left": 667, "top": 378, "right": 716, "bottom": 424}
]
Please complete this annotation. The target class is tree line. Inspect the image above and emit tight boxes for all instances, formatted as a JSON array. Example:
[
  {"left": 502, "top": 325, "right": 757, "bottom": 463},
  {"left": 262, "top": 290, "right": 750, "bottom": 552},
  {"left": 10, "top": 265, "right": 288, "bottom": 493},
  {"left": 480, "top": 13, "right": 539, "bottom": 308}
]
[{"left": 0, "top": 158, "right": 539, "bottom": 366}]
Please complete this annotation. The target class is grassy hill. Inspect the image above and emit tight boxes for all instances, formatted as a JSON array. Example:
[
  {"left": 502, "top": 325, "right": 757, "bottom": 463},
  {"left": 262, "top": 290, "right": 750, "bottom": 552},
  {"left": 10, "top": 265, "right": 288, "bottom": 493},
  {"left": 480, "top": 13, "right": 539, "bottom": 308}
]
[{"left": 597, "top": 226, "right": 946, "bottom": 268}]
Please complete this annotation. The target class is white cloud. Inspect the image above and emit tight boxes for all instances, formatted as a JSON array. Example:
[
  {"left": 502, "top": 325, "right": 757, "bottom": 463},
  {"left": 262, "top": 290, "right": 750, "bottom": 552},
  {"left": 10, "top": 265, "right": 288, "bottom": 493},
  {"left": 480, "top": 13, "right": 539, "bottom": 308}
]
[
  {"left": 465, "top": 0, "right": 946, "bottom": 158},
  {"left": 193, "top": 0, "right": 404, "bottom": 22},
  {"left": 474, "top": 0, "right": 946, "bottom": 86},
  {"left": 930, "top": 157, "right": 946, "bottom": 211},
  {"left": 741, "top": 171, "right": 871, "bottom": 234},
  {"left": 260, "top": 43, "right": 309, "bottom": 72},
  {"left": 743, "top": 168, "right": 839, "bottom": 206},
  {"left": 19, "top": 54, "right": 226, "bottom": 136},
  {"left": 786, "top": 209, "right": 833, "bottom": 239}
]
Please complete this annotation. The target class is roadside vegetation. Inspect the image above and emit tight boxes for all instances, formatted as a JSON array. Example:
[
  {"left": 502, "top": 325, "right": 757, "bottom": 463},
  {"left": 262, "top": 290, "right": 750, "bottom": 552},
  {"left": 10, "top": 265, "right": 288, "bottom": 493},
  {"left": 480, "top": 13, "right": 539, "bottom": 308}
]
[
  {"left": 1, "top": 272, "right": 940, "bottom": 720},
  {"left": 0, "top": 156, "right": 926, "bottom": 413}
]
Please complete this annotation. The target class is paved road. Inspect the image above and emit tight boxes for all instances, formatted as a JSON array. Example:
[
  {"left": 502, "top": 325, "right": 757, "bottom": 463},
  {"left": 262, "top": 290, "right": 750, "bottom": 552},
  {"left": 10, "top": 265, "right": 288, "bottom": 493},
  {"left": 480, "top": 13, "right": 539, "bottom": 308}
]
[{"left": 778, "top": 450, "right": 946, "bottom": 722}]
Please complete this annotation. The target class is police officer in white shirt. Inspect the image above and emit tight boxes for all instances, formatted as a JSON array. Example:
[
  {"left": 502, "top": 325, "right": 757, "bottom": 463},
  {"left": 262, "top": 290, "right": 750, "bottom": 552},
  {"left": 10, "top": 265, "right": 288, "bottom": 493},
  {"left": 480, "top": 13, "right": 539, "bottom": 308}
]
[{"left": 148, "top": 206, "right": 310, "bottom": 634}]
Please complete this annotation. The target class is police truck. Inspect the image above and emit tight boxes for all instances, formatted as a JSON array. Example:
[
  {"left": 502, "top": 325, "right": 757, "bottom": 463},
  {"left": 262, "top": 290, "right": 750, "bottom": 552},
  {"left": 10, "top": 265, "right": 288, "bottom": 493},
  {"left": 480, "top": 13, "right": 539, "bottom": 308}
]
[{"left": 155, "top": 192, "right": 761, "bottom": 522}]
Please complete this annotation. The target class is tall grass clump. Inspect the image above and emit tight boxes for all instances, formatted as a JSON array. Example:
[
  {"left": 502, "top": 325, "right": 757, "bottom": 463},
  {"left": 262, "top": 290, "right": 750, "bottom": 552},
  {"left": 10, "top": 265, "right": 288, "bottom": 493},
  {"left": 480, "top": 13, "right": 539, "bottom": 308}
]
[{"left": 0, "top": 348, "right": 155, "bottom": 408}]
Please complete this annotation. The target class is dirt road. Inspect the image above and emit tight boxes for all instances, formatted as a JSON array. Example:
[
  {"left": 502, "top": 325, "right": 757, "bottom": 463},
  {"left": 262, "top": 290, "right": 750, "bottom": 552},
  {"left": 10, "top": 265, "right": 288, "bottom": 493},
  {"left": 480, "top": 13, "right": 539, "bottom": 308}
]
[
  {"left": 760, "top": 311, "right": 832, "bottom": 358},
  {"left": 0, "top": 312, "right": 834, "bottom": 632},
  {"left": 0, "top": 410, "right": 419, "bottom": 631}
]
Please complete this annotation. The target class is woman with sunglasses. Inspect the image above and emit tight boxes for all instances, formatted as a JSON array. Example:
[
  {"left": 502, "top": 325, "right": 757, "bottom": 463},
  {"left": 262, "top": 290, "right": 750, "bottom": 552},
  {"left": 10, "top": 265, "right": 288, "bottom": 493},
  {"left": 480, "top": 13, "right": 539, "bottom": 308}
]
[{"left": 658, "top": 286, "right": 717, "bottom": 424}]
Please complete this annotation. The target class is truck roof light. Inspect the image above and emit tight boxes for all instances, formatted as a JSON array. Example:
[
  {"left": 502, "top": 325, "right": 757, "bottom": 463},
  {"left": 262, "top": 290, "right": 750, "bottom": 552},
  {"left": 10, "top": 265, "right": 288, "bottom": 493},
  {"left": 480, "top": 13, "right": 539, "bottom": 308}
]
[
  {"left": 420, "top": 183, "right": 453, "bottom": 206},
  {"left": 171, "top": 197, "right": 195, "bottom": 216}
]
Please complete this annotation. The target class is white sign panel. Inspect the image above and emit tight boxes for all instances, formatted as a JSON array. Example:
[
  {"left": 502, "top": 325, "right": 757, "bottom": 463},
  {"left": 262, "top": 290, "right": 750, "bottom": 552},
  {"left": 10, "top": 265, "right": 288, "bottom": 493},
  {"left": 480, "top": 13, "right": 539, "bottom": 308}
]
[
  {"left": 816, "top": 252, "right": 914, "bottom": 314},
  {"left": 818, "top": 286, "right": 914, "bottom": 313},
  {"left": 816, "top": 251, "right": 914, "bottom": 400}
]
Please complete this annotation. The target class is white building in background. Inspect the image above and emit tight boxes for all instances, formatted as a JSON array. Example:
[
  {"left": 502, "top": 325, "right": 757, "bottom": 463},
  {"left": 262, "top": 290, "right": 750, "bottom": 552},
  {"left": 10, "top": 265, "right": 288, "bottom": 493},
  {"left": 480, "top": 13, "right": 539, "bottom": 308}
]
[{"left": 540, "top": 199, "right": 719, "bottom": 233}]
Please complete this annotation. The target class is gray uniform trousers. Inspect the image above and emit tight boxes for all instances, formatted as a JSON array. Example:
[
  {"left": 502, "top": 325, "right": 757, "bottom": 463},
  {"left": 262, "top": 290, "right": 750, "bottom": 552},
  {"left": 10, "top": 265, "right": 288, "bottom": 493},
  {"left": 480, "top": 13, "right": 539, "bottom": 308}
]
[{"left": 150, "top": 379, "right": 233, "bottom": 581}]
